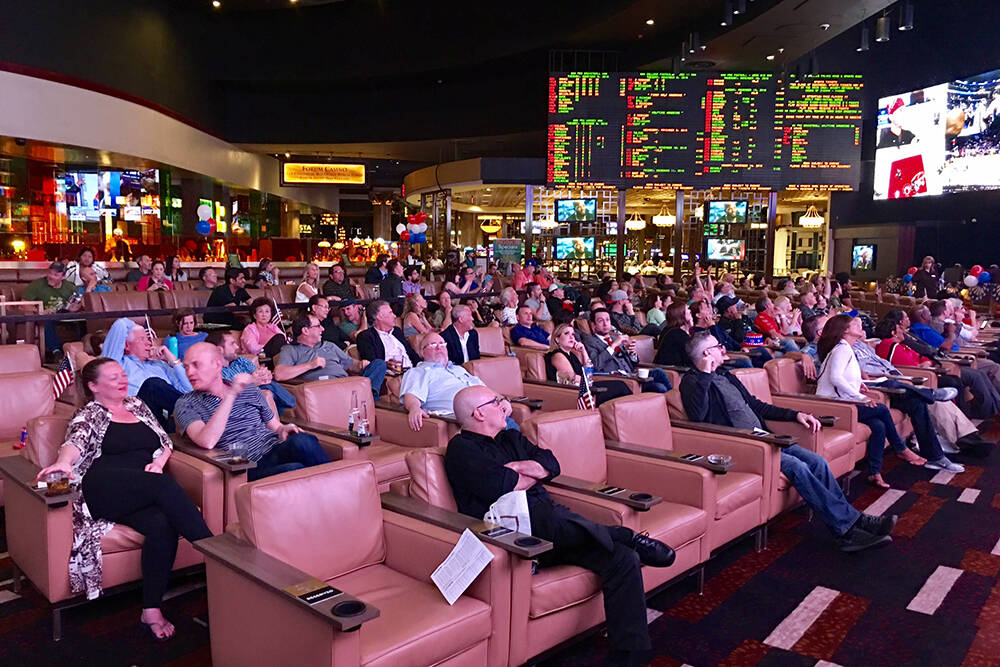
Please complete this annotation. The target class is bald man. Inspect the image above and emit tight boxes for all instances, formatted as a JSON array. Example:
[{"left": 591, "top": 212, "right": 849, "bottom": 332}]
[
  {"left": 400, "top": 333, "right": 517, "bottom": 431},
  {"left": 174, "top": 342, "right": 331, "bottom": 481},
  {"left": 445, "top": 385, "right": 673, "bottom": 666}
]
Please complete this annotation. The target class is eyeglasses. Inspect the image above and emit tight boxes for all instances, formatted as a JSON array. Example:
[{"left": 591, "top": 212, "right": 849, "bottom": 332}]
[
  {"left": 424, "top": 341, "right": 447, "bottom": 349},
  {"left": 705, "top": 344, "right": 725, "bottom": 353},
  {"left": 475, "top": 396, "right": 510, "bottom": 410}
]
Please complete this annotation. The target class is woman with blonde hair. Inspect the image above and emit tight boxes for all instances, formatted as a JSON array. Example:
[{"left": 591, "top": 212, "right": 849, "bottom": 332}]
[
  {"left": 402, "top": 292, "right": 433, "bottom": 338},
  {"left": 295, "top": 262, "right": 320, "bottom": 303},
  {"left": 544, "top": 323, "right": 630, "bottom": 405}
]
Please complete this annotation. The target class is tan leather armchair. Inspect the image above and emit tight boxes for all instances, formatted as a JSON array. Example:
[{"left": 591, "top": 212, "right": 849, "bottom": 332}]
[
  {"left": 1, "top": 414, "right": 223, "bottom": 640},
  {"left": 282, "top": 376, "right": 454, "bottom": 492},
  {"left": 520, "top": 410, "right": 709, "bottom": 594},
  {"left": 196, "top": 460, "right": 507, "bottom": 667},
  {"left": 464, "top": 356, "right": 585, "bottom": 421},
  {"left": 476, "top": 326, "right": 505, "bottom": 356},
  {"left": 600, "top": 393, "right": 769, "bottom": 553}
]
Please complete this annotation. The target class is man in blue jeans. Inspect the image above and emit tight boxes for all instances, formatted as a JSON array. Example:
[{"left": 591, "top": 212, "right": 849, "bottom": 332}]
[
  {"left": 680, "top": 331, "right": 895, "bottom": 552},
  {"left": 175, "top": 343, "right": 331, "bottom": 481}
]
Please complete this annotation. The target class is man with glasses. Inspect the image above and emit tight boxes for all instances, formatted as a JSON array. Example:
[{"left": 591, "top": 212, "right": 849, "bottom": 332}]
[
  {"left": 274, "top": 314, "right": 386, "bottom": 399},
  {"left": 445, "top": 385, "right": 675, "bottom": 667},
  {"left": 680, "top": 331, "right": 896, "bottom": 553},
  {"left": 401, "top": 333, "right": 517, "bottom": 431}
]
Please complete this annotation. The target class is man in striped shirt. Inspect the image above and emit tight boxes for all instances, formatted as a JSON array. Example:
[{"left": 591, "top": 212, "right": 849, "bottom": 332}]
[
  {"left": 175, "top": 343, "right": 330, "bottom": 481},
  {"left": 205, "top": 331, "right": 296, "bottom": 415}
]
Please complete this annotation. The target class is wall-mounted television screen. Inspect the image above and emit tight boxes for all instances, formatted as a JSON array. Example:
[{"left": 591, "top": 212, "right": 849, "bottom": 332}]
[
  {"left": 555, "top": 198, "right": 597, "bottom": 222},
  {"left": 851, "top": 244, "right": 876, "bottom": 271},
  {"left": 706, "top": 238, "right": 746, "bottom": 261},
  {"left": 874, "top": 66, "right": 1000, "bottom": 199},
  {"left": 554, "top": 236, "right": 595, "bottom": 259},
  {"left": 705, "top": 200, "right": 748, "bottom": 224}
]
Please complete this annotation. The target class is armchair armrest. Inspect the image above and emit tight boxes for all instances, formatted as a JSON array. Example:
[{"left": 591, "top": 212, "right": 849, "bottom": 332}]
[
  {"left": 604, "top": 448, "right": 713, "bottom": 512},
  {"left": 544, "top": 486, "right": 637, "bottom": 529},
  {"left": 669, "top": 419, "right": 796, "bottom": 448},
  {"left": 373, "top": 405, "right": 454, "bottom": 447},
  {"left": 604, "top": 439, "right": 731, "bottom": 473},
  {"left": 0, "top": 455, "right": 79, "bottom": 508},
  {"left": 194, "top": 532, "right": 379, "bottom": 632},
  {"left": 291, "top": 420, "right": 377, "bottom": 446},
  {"left": 380, "top": 492, "right": 551, "bottom": 558},
  {"left": 170, "top": 435, "right": 257, "bottom": 475},
  {"left": 520, "top": 381, "right": 580, "bottom": 411},
  {"left": 545, "top": 474, "right": 661, "bottom": 510},
  {"left": 166, "top": 450, "right": 225, "bottom": 534},
  {"left": 894, "top": 366, "right": 939, "bottom": 388},
  {"left": 768, "top": 395, "right": 857, "bottom": 432},
  {"left": 670, "top": 427, "right": 775, "bottom": 479},
  {"left": 772, "top": 391, "right": 869, "bottom": 406}
]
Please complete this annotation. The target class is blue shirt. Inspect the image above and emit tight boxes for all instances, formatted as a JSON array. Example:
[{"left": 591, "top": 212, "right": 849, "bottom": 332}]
[
  {"left": 801, "top": 342, "right": 819, "bottom": 365},
  {"left": 511, "top": 324, "right": 549, "bottom": 346},
  {"left": 121, "top": 355, "right": 193, "bottom": 397},
  {"left": 399, "top": 361, "right": 485, "bottom": 414},
  {"left": 175, "top": 332, "right": 208, "bottom": 360},
  {"left": 222, "top": 356, "right": 257, "bottom": 382},
  {"left": 911, "top": 322, "right": 957, "bottom": 351},
  {"left": 76, "top": 285, "right": 110, "bottom": 295}
]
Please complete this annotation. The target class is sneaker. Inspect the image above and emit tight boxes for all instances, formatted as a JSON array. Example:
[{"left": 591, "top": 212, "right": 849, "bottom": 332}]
[
  {"left": 630, "top": 531, "right": 675, "bottom": 567},
  {"left": 838, "top": 525, "right": 892, "bottom": 552},
  {"left": 856, "top": 513, "right": 898, "bottom": 536},
  {"left": 925, "top": 457, "right": 965, "bottom": 473},
  {"left": 930, "top": 387, "right": 959, "bottom": 402}
]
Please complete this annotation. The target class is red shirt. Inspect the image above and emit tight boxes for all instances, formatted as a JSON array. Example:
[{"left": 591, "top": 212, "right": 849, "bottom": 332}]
[
  {"left": 876, "top": 338, "right": 929, "bottom": 367},
  {"left": 754, "top": 312, "right": 780, "bottom": 337}
]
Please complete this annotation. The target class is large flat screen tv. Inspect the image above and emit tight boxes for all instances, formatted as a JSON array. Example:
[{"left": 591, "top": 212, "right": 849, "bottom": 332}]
[
  {"left": 555, "top": 198, "right": 597, "bottom": 222},
  {"left": 874, "top": 67, "right": 1000, "bottom": 199},
  {"left": 852, "top": 244, "right": 876, "bottom": 271},
  {"left": 554, "top": 236, "right": 595, "bottom": 259},
  {"left": 706, "top": 238, "right": 746, "bottom": 261},
  {"left": 705, "top": 200, "right": 748, "bottom": 224}
]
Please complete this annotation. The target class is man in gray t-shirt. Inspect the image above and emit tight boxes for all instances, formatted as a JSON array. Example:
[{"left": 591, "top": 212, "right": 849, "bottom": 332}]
[{"left": 273, "top": 314, "right": 387, "bottom": 398}]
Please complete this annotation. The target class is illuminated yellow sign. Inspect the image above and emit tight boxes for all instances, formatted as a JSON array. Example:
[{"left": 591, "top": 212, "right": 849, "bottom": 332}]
[{"left": 282, "top": 162, "right": 366, "bottom": 185}]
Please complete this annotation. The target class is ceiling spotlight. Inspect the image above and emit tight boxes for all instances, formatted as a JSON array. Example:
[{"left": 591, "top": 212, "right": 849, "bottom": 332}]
[
  {"left": 212, "top": 0, "right": 220, "bottom": 7},
  {"left": 645, "top": 18, "right": 654, "bottom": 26},
  {"left": 680, "top": 41, "right": 687, "bottom": 62},
  {"left": 766, "top": 54, "right": 775, "bottom": 61},
  {"left": 688, "top": 32, "right": 700, "bottom": 53},
  {"left": 819, "top": 23, "right": 831, "bottom": 31},
  {"left": 734, "top": 0, "right": 746, "bottom": 15},
  {"left": 721, "top": 2, "right": 733, "bottom": 26},
  {"left": 856, "top": 24, "right": 870, "bottom": 52},
  {"left": 898, "top": 2, "right": 914, "bottom": 30},
  {"left": 777, "top": 47, "right": 784, "bottom": 54},
  {"left": 875, "top": 14, "right": 891, "bottom": 41},
  {"left": 284, "top": 152, "right": 291, "bottom": 159}
]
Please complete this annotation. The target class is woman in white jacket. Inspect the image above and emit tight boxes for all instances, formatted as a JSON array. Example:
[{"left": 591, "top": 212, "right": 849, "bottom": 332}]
[{"left": 816, "top": 314, "right": 926, "bottom": 488}]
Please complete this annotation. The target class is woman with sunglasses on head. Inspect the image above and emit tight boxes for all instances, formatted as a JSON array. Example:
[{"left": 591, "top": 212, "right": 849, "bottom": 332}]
[{"left": 546, "top": 323, "right": 630, "bottom": 405}]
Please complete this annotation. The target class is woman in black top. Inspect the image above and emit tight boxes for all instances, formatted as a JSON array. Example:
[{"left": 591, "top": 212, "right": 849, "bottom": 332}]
[
  {"left": 911, "top": 255, "right": 940, "bottom": 298},
  {"left": 654, "top": 301, "right": 694, "bottom": 366},
  {"left": 35, "top": 358, "right": 212, "bottom": 640},
  {"left": 544, "top": 323, "right": 630, "bottom": 405}
]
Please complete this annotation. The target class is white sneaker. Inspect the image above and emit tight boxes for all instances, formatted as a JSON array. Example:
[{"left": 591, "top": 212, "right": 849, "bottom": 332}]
[{"left": 925, "top": 457, "right": 965, "bottom": 473}]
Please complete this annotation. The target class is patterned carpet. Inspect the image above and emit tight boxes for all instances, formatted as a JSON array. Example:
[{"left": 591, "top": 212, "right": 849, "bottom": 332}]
[{"left": 1, "top": 432, "right": 999, "bottom": 666}]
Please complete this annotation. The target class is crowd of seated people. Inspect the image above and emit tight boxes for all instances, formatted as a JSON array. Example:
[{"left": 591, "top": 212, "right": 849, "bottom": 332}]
[{"left": 13, "top": 251, "right": 1000, "bottom": 660}]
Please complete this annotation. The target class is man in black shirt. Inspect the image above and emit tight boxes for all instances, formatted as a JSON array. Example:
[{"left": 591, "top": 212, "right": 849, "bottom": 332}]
[
  {"left": 680, "top": 332, "right": 895, "bottom": 553},
  {"left": 445, "top": 385, "right": 674, "bottom": 666},
  {"left": 365, "top": 254, "right": 389, "bottom": 284},
  {"left": 205, "top": 268, "right": 251, "bottom": 327}
]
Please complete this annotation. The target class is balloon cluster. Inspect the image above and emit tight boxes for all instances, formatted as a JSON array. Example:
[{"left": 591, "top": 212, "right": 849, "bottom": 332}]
[
  {"left": 196, "top": 204, "right": 216, "bottom": 236},
  {"left": 965, "top": 265, "right": 992, "bottom": 287},
  {"left": 902, "top": 266, "right": 917, "bottom": 283},
  {"left": 396, "top": 211, "right": 428, "bottom": 244}
]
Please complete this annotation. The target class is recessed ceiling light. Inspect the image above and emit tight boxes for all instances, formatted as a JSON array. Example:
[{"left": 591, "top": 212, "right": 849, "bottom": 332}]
[
  {"left": 777, "top": 47, "right": 785, "bottom": 54},
  {"left": 646, "top": 19, "right": 654, "bottom": 26},
  {"left": 766, "top": 54, "right": 775, "bottom": 61},
  {"left": 284, "top": 153, "right": 290, "bottom": 159},
  {"left": 212, "top": 0, "right": 220, "bottom": 7}
]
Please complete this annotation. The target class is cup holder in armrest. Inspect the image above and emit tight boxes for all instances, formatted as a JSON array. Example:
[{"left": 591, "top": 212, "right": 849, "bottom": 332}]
[
  {"left": 332, "top": 600, "right": 367, "bottom": 617},
  {"left": 514, "top": 536, "right": 542, "bottom": 547},
  {"left": 629, "top": 493, "right": 653, "bottom": 502}
]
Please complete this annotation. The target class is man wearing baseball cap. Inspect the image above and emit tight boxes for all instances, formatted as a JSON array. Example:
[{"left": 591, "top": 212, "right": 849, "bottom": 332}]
[
  {"left": 23, "top": 262, "right": 82, "bottom": 360},
  {"left": 713, "top": 295, "right": 773, "bottom": 368},
  {"left": 606, "top": 289, "right": 659, "bottom": 337}
]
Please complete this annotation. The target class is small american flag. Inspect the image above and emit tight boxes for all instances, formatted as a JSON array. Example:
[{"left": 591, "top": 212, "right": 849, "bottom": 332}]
[
  {"left": 144, "top": 315, "right": 157, "bottom": 343},
  {"left": 52, "top": 355, "right": 74, "bottom": 399},
  {"left": 271, "top": 298, "right": 289, "bottom": 341},
  {"left": 577, "top": 373, "right": 595, "bottom": 411}
]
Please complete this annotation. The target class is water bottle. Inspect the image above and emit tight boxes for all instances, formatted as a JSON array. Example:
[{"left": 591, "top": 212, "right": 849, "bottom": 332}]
[
  {"left": 348, "top": 391, "right": 359, "bottom": 435},
  {"left": 583, "top": 364, "right": 594, "bottom": 388},
  {"left": 15, "top": 427, "right": 27, "bottom": 450},
  {"left": 165, "top": 335, "right": 179, "bottom": 359},
  {"left": 357, "top": 403, "right": 369, "bottom": 437}
]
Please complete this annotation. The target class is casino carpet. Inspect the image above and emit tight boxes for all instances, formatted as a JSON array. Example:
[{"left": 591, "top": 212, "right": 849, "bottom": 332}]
[{"left": 2, "top": 435, "right": 1000, "bottom": 666}]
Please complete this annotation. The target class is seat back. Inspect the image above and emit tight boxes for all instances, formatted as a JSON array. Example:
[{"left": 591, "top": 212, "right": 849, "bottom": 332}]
[
  {"left": 237, "top": 460, "right": 386, "bottom": 581},
  {"left": 574, "top": 318, "right": 591, "bottom": 335},
  {"left": 763, "top": 357, "right": 807, "bottom": 394},
  {"left": 266, "top": 283, "right": 297, "bottom": 305},
  {"left": 730, "top": 367, "right": 773, "bottom": 403},
  {"left": 83, "top": 291, "right": 158, "bottom": 333},
  {"left": 599, "top": 393, "right": 674, "bottom": 451},
  {"left": 631, "top": 335, "right": 656, "bottom": 363},
  {"left": 512, "top": 347, "right": 547, "bottom": 381},
  {"left": 403, "top": 447, "right": 458, "bottom": 512},
  {"left": 521, "top": 410, "right": 607, "bottom": 482},
  {"left": 464, "top": 356, "right": 525, "bottom": 397},
  {"left": 25, "top": 415, "right": 70, "bottom": 468},
  {"left": 475, "top": 327, "right": 505, "bottom": 356},
  {"left": 287, "top": 376, "right": 376, "bottom": 431},
  {"left": 0, "top": 371, "right": 57, "bottom": 440},
  {"left": 160, "top": 290, "right": 210, "bottom": 321},
  {"left": 0, "top": 344, "right": 42, "bottom": 373}
]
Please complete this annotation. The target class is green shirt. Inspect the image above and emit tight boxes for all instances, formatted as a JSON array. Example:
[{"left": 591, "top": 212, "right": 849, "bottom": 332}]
[
  {"left": 339, "top": 320, "right": 359, "bottom": 337},
  {"left": 646, "top": 307, "right": 666, "bottom": 327},
  {"left": 23, "top": 278, "right": 77, "bottom": 312}
]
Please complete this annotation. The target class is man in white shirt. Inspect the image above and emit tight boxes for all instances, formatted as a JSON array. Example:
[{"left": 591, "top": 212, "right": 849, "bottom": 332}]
[
  {"left": 357, "top": 300, "right": 421, "bottom": 373},
  {"left": 401, "top": 333, "right": 517, "bottom": 431},
  {"left": 441, "top": 304, "right": 479, "bottom": 365}
]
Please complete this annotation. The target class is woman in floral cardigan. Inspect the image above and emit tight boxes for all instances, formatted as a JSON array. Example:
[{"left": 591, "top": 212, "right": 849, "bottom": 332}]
[{"left": 36, "top": 358, "right": 212, "bottom": 640}]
